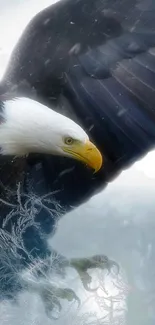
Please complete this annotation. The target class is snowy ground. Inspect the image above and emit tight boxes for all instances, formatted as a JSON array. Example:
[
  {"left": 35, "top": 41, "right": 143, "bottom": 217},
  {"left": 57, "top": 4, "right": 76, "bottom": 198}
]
[{"left": 0, "top": 1, "right": 155, "bottom": 324}]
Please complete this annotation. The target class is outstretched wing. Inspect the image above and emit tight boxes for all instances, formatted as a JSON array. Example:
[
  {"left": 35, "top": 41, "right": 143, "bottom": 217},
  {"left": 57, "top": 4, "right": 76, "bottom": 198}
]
[
  {"left": 1, "top": 0, "right": 122, "bottom": 95},
  {"left": 1, "top": 0, "right": 155, "bottom": 209}
]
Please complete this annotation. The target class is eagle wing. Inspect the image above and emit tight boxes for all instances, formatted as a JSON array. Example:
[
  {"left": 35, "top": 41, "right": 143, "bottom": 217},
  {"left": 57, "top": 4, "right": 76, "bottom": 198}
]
[{"left": 1, "top": 0, "right": 155, "bottom": 207}]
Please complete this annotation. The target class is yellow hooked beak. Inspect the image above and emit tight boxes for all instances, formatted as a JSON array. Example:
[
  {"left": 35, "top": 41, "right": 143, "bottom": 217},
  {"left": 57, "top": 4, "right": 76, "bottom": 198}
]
[{"left": 62, "top": 140, "right": 103, "bottom": 173}]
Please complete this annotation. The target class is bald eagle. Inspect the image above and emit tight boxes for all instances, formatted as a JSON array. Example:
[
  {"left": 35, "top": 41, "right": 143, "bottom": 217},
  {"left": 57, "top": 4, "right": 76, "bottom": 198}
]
[{"left": 1, "top": 0, "right": 155, "bottom": 301}]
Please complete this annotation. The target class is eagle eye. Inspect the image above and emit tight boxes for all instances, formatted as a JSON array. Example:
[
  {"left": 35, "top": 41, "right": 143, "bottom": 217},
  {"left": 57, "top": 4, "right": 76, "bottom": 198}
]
[{"left": 64, "top": 137, "right": 74, "bottom": 145}]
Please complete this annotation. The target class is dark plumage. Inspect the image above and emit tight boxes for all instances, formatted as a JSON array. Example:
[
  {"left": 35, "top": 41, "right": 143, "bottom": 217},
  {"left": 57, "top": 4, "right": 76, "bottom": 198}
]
[{"left": 0, "top": 0, "right": 155, "bottom": 301}]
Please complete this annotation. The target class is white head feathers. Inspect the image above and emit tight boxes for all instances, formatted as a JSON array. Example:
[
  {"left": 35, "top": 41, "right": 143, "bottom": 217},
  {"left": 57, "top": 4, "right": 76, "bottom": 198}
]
[
  {"left": 0, "top": 97, "right": 87, "bottom": 155},
  {"left": 0, "top": 97, "right": 102, "bottom": 172}
]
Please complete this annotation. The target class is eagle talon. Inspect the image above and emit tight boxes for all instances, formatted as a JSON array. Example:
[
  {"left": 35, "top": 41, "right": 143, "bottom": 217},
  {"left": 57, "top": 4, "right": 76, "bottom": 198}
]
[
  {"left": 41, "top": 286, "right": 81, "bottom": 319},
  {"left": 79, "top": 270, "right": 99, "bottom": 292},
  {"left": 69, "top": 254, "right": 119, "bottom": 292},
  {"left": 60, "top": 288, "right": 81, "bottom": 307},
  {"left": 41, "top": 290, "right": 62, "bottom": 320}
]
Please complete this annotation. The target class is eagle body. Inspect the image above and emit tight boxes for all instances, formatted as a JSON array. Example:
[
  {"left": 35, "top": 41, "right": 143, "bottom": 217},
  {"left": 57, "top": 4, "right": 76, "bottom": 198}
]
[{"left": 0, "top": 0, "right": 155, "bottom": 312}]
